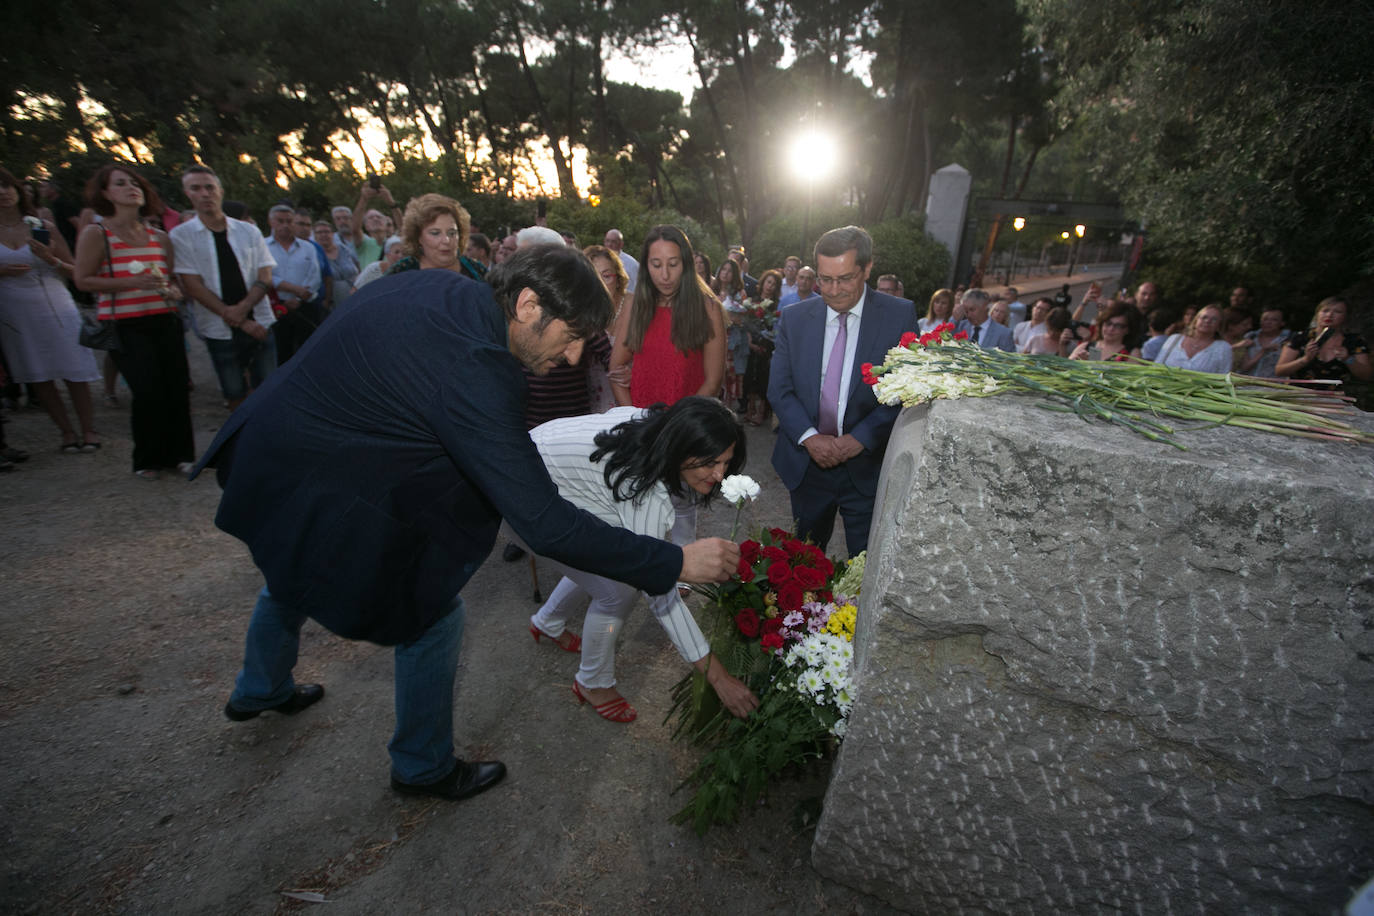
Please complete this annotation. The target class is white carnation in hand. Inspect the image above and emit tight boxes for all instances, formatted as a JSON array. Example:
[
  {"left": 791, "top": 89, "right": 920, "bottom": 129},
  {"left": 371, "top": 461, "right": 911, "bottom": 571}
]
[{"left": 720, "top": 474, "right": 760, "bottom": 504}]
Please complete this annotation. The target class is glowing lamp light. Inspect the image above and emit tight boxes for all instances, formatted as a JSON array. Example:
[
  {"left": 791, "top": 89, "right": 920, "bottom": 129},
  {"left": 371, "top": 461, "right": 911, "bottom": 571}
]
[
  {"left": 1061, "top": 231, "right": 1070, "bottom": 240},
  {"left": 1075, "top": 224, "right": 1086, "bottom": 238},
  {"left": 1012, "top": 217, "right": 1025, "bottom": 231},
  {"left": 789, "top": 131, "right": 838, "bottom": 180},
  {"left": 588, "top": 195, "right": 601, "bottom": 207}
]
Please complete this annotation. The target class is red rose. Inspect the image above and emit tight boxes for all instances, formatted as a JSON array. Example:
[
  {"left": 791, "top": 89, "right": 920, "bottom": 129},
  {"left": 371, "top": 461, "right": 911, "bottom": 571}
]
[
  {"left": 794, "top": 565, "right": 826, "bottom": 590},
  {"left": 740, "top": 539, "right": 761, "bottom": 564},
  {"left": 783, "top": 538, "right": 806, "bottom": 556},
  {"left": 817, "top": 557, "right": 835, "bottom": 580},
  {"left": 759, "top": 632, "right": 784, "bottom": 652},
  {"left": 777, "top": 581, "right": 805, "bottom": 611},
  {"left": 767, "top": 560, "right": 794, "bottom": 586},
  {"left": 762, "top": 545, "right": 789, "bottom": 562},
  {"left": 735, "top": 608, "right": 760, "bottom": 638},
  {"left": 818, "top": 589, "right": 833, "bottom": 603},
  {"left": 737, "top": 557, "right": 755, "bottom": 582},
  {"left": 761, "top": 617, "right": 783, "bottom": 635},
  {"left": 899, "top": 331, "right": 918, "bottom": 348},
  {"left": 769, "top": 527, "right": 790, "bottom": 541}
]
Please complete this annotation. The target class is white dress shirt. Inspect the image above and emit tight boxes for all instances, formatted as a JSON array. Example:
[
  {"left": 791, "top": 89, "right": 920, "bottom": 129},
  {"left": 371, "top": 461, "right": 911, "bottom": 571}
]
[
  {"left": 266, "top": 235, "right": 323, "bottom": 304},
  {"left": 800, "top": 291, "right": 866, "bottom": 443},
  {"left": 170, "top": 216, "right": 277, "bottom": 339}
]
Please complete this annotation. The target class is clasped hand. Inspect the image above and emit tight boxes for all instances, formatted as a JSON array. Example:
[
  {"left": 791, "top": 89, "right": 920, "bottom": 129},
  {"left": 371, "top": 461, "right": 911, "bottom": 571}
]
[{"left": 804, "top": 433, "right": 863, "bottom": 468}]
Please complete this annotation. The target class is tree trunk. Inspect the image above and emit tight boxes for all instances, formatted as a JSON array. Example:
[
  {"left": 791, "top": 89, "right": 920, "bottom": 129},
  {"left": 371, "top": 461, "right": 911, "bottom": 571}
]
[
  {"left": 687, "top": 29, "right": 747, "bottom": 244},
  {"left": 590, "top": 18, "right": 610, "bottom": 155},
  {"left": 975, "top": 112, "right": 1022, "bottom": 280},
  {"left": 509, "top": 15, "right": 576, "bottom": 199}
]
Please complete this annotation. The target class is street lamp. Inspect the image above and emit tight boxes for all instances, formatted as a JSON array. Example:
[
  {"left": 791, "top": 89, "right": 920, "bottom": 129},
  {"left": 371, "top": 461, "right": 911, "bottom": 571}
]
[
  {"left": 1005, "top": 217, "right": 1025, "bottom": 284},
  {"left": 1067, "top": 224, "right": 1086, "bottom": 276}
]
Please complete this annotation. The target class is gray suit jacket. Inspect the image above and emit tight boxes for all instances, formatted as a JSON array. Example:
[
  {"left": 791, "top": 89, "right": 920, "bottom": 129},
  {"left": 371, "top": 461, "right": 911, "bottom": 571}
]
[{"left": 958, "top": 318, "right": 1016, "bottom": 351}]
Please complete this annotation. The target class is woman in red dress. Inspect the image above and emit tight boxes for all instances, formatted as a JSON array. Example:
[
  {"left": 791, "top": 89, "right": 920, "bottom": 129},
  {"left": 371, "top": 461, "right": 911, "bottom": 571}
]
[
  {"left": 609, "top": 225, "right": 726, "bottom": 549},
  {"left": 609, "top": 225, "right": 725, "bottom": 410}
]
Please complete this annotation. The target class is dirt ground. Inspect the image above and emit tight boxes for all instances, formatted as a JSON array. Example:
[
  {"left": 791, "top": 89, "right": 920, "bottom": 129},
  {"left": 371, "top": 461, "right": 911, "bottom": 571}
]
[{"left": 0, "top": 337, "right": 904, "bottom": 915}]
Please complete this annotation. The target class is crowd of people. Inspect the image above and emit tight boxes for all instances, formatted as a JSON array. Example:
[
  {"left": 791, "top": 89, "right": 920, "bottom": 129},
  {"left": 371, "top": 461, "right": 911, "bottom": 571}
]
[
  {"left": 2, "top": 158, "right": 1369, "bottom": 802},
  {"left": 918, "top": 280, "right": 1370, "bottom": 389}
]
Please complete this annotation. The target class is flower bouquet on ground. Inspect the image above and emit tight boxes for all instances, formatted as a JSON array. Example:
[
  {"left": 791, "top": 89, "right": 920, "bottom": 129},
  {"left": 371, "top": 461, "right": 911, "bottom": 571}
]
[
  {"left": 864, "top": 323, "right": 1374, "bottom": 449},
  {"left": 667, "top": 517, "right": 866, "bottom": 834}
]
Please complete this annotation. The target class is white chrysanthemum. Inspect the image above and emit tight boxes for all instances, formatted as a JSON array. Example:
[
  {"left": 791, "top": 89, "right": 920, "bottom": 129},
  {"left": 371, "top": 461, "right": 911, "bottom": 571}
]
[
  {"left": 719, "top": 474, "right": 760, "bottom": 503},
  {"left": 799, "top": 669, "right": 824, "bottom": 696},
  {"left": 831, "top": 717, "right": 848, "bottom": 739}
]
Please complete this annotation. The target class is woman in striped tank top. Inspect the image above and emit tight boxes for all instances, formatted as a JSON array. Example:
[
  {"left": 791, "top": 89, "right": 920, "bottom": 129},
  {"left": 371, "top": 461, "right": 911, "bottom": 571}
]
[{"left": 74, "top": 164, "right": 194, "bottom": 480}]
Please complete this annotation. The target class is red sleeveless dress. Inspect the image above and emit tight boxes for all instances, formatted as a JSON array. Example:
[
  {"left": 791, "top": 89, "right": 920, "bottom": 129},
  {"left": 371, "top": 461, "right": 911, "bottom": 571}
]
[{"left": 629, "top": 306, "right": 705, "bottom": 407}]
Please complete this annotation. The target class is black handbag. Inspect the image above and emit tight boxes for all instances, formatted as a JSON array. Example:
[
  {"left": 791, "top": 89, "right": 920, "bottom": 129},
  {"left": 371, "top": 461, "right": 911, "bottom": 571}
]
[{"left": 78, "top": 229, "right": 121, "bottom": 351}]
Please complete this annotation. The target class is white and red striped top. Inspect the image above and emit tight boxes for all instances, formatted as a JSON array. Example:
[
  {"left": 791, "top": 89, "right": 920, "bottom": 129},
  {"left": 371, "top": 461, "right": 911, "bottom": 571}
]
[{"left": 98, "top": 226, "right": 175, "bottom": 320}]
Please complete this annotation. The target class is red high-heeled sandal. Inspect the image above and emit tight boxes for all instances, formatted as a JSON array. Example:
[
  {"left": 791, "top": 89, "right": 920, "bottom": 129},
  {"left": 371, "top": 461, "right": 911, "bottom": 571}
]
[
  {"left": 529, "top": 623, "right": 581, "bottom": 653},
  {"left": 572, "top": 680, "right": 637, "bottom": 723}
]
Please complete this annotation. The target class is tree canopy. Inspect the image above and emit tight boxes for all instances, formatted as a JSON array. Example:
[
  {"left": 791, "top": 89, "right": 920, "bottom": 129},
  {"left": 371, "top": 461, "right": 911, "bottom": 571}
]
[{"left": 5, "top": 0, "right": 1368, "bottom": 308}]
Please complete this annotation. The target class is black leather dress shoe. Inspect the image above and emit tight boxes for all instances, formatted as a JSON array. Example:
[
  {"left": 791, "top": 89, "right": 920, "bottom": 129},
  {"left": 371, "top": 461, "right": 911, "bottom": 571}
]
[
  {"left": 224, "top": 684, "right": 325, "bottom": 721},
  {"left": 391, "top": 759, "right": 507, "bottom": 801}
]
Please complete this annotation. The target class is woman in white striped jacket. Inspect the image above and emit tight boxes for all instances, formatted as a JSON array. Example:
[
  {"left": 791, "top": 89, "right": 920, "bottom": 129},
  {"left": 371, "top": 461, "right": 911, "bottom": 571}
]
[{"left": 519, "top": 397, "right": 759, "bottom": 724}]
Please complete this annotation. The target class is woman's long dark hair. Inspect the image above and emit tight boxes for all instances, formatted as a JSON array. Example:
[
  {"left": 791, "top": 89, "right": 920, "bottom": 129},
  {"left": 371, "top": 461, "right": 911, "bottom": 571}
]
[
  {"left": 625, "top": 224, "right": 718, "bottom": 354},
  {"left": 591, "top": 397, "right": 746, "bottom": 504}
]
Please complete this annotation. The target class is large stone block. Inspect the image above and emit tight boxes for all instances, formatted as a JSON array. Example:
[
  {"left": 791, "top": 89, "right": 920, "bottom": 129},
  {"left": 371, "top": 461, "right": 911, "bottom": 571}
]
[{"left": 812, "top": 397, "right": 1374, "bottom": 913}]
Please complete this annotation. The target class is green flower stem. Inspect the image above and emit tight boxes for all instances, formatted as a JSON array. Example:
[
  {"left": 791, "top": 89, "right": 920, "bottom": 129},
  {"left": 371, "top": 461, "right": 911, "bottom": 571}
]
[{"left": 876, "top": 342, "right": 1374, "bottom": 447}]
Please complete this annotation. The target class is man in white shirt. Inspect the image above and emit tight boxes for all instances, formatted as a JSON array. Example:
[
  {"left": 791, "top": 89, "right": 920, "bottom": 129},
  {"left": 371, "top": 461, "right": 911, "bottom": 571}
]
[
  {"left": 267, "top": 204, "right": 324, "bottom": 364},
  {"left": 170, "top": 166, "right": 277, "bottom": 410},
  {"left": 1014, "top": 297, "right": 1053, "bottom": 351},
  {"left": 779, "top": 255, "right": 802, "bottom": 300},
  {"left": 778, "top": 266, "right": 820, "bottom": 309},
  {"left": 603, "top": 228, "right": 638, "bottom": 293},
  {"left": 1001, "top": 287, "right": 1026, "bottom": 327}
]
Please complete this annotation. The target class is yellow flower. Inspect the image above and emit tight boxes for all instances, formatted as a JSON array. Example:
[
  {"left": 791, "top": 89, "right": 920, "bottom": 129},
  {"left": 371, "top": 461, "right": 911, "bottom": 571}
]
[
  {"left": 825, "top": 603, "right": 857, "bottom": 641},
  {"left": 763, "top": 591, "right": 777, "bottom": 607}
]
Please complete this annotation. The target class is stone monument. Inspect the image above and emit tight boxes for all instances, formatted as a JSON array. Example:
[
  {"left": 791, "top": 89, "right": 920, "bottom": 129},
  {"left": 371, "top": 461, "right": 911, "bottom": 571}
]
[
  {"left": 924, "top": 164, "right": 972, "bottom": 289},
  {"left": 812, "top": 397, "right": 1374, "bottom": 913}
]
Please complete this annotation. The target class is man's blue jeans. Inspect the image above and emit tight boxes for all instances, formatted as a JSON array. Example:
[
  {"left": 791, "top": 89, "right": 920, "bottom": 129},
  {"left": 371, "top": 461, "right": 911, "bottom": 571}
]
[
  {"left": 229, "top": 585, "right": 466, "bottom": 785},
  {"left": 204, "top": 329, "right": 278, "bottom": 402}
]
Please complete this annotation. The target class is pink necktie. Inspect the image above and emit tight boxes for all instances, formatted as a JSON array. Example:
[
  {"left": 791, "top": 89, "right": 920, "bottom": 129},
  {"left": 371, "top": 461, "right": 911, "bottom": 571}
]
[{"left": 818, "top": 312, "right": 848, "bottom": 436}]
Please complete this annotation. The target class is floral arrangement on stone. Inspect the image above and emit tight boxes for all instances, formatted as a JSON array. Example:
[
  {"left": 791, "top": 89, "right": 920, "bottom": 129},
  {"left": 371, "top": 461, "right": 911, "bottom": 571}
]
[
  {"left": 667, "top": 476, "right": 865, "bottom": 834},
  {"left": 863, "top": 322, "right": 1374, "bottom": 448}
]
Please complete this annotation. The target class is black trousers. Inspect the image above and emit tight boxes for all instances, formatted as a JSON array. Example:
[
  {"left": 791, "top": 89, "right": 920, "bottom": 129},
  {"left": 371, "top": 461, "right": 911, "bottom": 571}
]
[
  {"left": 272, "top": 301, "right": 323, "bottom": 365},
  {"left": 111, "top": 313, "right": 194, "bottom": 471}
]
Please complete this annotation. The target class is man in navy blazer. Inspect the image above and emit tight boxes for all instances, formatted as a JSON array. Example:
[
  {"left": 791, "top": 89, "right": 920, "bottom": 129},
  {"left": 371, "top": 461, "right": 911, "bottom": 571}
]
[
  {"left": 193, "top": 246, "right": 739, "bottom": 801},
  {"left": 768, "top": 226, "right": 918, "bottom": 555},
  {"left": 956, "top": 288, "right": 1016, "bottom": 351}
]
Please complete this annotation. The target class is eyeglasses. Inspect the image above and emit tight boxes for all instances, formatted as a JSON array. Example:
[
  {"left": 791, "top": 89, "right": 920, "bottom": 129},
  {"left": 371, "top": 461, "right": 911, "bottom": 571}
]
[
  {"left": 1105, "top": 320, "right": 1129, "bottom": 330},
  {"left": 817, "top": 271, "right": 863, "bottom": 288}
]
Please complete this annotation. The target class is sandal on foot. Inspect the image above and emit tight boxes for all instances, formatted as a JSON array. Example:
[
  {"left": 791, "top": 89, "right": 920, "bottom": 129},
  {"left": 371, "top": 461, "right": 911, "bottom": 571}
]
[
  {"left": 80, "top": 440, "right": 101, "bottom": 453},
  {"left": 530, "top": 622, "right": 581, "bottom": 653},
  {"left": 572, "top": 680, "right": 637, "bottom": 723},
  {"left": 60, "top": 441, "right": 81, "bottom": 455},
  {"left": 134, "top": 469, "right": 161, "bottom": 481}
]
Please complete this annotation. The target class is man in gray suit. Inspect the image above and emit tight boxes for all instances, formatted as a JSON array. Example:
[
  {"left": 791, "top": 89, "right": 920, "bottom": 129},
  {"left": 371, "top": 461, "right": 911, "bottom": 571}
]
[{"left": 957, "top": 288, "right": 1015, "bottom": 351}]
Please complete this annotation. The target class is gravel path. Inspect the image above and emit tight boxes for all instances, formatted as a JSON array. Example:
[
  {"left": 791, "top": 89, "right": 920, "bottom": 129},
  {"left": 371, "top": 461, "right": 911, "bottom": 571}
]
[{"left": 0, "top": 332, "right": 901, "bottom": 915}]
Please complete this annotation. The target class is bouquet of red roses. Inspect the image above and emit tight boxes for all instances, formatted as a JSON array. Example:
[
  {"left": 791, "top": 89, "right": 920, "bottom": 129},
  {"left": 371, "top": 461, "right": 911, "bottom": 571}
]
[{"left": 725, "top": 529, "right": 836, "bottom": 653}]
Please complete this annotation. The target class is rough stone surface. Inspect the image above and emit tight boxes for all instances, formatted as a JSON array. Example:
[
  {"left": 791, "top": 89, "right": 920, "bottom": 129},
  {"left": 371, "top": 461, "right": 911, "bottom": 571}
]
[{"left": 811, "top": 396, "right": 1374, "bottom": 914}]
